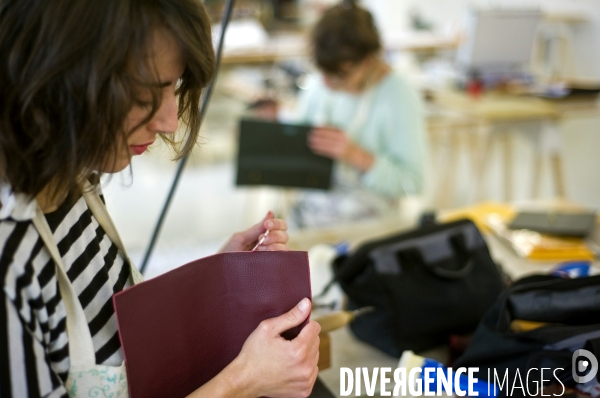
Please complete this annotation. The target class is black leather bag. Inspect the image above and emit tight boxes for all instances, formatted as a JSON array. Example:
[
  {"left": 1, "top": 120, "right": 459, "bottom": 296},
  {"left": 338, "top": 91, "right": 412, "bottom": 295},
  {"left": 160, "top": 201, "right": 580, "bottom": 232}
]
[
  {"left": 455, "top": 274, "right": 600, "bottom": 397},
  {"left": 332, "top": 219, "right": 506, "bottom": 357}
]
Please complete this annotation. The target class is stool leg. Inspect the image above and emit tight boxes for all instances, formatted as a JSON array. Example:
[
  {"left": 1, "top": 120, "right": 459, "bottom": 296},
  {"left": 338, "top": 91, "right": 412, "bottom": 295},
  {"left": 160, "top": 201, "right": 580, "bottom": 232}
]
[
  {"left": 551, "top": 153, "right": 566, "bottom": 199},
  {"left": 531, "top": 121, "right": 547, "bottom": 199},
  {"left": 466, "top": 125, "right": 481, "bottom": 203},
  {"left": 427, "top": 126, "right": 443, "bottom": 208},
  {"left": 475, "top": 124, "right": 494, "bottom": 201},
  {"left": 539, "top": 120, "right": 566, "bottom": 199},
  {"left": 440, "top": 128, "right": 461, "bottom": 208},
  {"left": 532, "top": 151, "right": 543, "bottom": 199},
  {"left": 502, "top": 130, "right": 513, "bottom": 201}
]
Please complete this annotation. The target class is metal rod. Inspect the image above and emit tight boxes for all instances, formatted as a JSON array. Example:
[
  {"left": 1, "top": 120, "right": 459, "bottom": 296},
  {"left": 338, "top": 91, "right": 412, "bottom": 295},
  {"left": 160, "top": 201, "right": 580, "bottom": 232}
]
[{"left": 139, "top": 0, "right": 237, "bottom": 274}]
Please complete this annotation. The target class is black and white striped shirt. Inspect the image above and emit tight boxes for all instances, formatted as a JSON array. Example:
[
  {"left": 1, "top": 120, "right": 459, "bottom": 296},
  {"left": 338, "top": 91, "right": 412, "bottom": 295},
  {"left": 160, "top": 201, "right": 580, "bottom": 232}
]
[{"left": 0, "top": 189, "right": 132, "bottom": 397}]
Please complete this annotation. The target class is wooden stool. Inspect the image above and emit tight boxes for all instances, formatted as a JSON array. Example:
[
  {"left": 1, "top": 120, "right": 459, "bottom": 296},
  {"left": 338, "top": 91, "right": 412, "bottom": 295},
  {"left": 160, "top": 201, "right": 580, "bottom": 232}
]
[{"left": 474, "top": 120, "right": 566, "bottom": 201}]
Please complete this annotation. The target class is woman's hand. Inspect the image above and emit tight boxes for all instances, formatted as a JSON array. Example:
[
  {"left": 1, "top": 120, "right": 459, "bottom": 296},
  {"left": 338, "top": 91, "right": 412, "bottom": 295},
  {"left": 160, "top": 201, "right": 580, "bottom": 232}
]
[
  {"left": 229, "top": 298, "right": 321, "bottom": 398},
  {"left": 218, "top": 211, "right": 289, "bottom": 253},
  {"left": 187, "top": 299, "right": 320, "bottom": 398},
  {"left": 308, "top": 127, "right": 350, "bottom": 160},
  {"left": 308, "top": 127, "right": 374, "bottom": 172}
]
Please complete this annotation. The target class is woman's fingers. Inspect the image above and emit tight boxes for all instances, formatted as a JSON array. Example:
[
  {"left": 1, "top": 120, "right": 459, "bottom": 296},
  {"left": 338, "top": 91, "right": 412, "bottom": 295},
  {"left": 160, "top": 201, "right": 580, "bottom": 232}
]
[
  {"left": 260, "top": 229, "right": 288, "bottom": 244},
  {"left": 308, "top": 128, "right": 348, "bottom": 159},
  {"left": 310, "top": 126, "right": 342, "bottom": 137},
  {"left": 256, "top": 242, "right": 289, "bottom": 251},
  {"left": 264, "top": 218, "right": 287, "bottom": 232},
  {"left": 309, "top": 131, "right": 341, "bottom": 147},
  {"left": 255, "top": 219, "right": 289, "bottom": 251},
  {"left": 244, "top": 211, "right": 273, "bottom": 244},
  {"left": 262, "top": 298, "right": 312, "bottom": 336},
  {"left": 233, "top": 304, "right": 320, "bottom": 397}
]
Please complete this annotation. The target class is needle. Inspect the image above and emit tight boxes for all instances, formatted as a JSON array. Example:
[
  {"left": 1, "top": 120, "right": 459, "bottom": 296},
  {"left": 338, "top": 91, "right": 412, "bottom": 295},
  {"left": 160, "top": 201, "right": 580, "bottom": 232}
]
[{"left": 251, "top": 229, "right": 270, "bottom": 252}]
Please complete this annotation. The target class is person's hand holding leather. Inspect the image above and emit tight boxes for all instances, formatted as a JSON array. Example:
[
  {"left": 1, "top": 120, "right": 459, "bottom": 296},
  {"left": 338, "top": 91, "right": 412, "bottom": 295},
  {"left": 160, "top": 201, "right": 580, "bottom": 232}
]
[
  {"left": 229, "top": 298, "right": 321, "bottom": 398},
  {"left": 218, "top": 211, "right": 289, "bottom": 252},
  {"left": 308, "top": 127, "right": 374, "bottom": 172},
  {"left": 186, "top": 301, "right": 320, "bottom": 398}
]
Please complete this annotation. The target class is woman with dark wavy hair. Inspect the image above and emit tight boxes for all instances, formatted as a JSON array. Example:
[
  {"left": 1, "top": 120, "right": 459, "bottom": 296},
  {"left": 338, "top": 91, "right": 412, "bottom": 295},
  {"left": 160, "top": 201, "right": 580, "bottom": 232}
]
[{"left": 0, "top": 0, "right": 320, "bottom": 396}]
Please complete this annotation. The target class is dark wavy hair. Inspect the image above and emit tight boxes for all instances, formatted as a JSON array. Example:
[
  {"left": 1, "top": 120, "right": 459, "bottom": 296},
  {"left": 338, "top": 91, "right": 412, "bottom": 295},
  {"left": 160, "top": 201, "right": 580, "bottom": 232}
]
[
  {"left": 0, "top": 0, "right": 215, "bottom": 200},
  {"left": 311, "top": 1, "right": 381, "bottom": 75}
]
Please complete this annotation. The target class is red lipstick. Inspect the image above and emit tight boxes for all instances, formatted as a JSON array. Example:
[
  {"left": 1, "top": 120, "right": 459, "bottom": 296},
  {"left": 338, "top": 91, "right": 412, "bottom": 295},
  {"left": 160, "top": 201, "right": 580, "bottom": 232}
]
[
  {"left": 130, "top": 144, "right": 151, "bottom": 155},
  {"left": 129, "top": 142, "right": 152, "bottom": 155}
]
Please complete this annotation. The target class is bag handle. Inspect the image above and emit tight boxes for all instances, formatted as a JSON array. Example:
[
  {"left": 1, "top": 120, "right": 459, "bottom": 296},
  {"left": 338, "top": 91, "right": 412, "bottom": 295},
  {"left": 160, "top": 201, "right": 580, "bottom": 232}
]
[
  {"left": 426, "top": 258, "right": 473, "bottom": 279},
  {"left": 424, "top": 234, "right": 474, "bottom": 279},
  {"left": 334, "top": 228, "right": 475, "bottom": 283}
]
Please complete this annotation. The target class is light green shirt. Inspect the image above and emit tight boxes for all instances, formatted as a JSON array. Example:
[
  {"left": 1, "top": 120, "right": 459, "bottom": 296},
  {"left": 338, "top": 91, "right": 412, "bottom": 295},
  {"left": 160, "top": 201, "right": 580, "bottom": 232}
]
[{"left": 295, "top": 71, "right": 427, "bottom": 199}]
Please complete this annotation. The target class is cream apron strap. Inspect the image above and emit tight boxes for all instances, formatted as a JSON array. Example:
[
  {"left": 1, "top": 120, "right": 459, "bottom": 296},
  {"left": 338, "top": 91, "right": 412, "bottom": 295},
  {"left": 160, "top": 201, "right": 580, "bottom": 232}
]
[
  {"left": 81, "top": 181, "right": 144, "bottom": 284},
  {"left": 32, "top": 206, "right": 97, "bottom": 367}
]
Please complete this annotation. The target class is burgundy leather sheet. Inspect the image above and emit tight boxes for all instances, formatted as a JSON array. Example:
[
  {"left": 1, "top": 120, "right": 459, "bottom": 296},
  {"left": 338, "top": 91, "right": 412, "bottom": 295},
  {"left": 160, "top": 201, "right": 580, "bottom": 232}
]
[{"left": 113, "top": 251, "right": 311, "bottom": 398}]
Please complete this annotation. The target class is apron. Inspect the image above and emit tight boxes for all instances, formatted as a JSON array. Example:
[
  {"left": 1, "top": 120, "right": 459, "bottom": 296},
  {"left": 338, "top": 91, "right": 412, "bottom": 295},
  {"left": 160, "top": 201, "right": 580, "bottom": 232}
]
[
  {"left": 291, "top": 80, "right": 398, "bottom": 228},
  {"left": 32, "top": 182, "right": 143, "bottom": 397},
  {"left": 321, "top": 85, "right": 377, "bottom": 190}
]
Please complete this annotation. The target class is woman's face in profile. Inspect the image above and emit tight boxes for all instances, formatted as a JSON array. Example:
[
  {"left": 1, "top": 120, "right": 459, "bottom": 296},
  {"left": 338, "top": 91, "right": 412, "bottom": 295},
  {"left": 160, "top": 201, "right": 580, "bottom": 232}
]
[{"left": 106, "top": 31, "right": 185, "bottom": 173}]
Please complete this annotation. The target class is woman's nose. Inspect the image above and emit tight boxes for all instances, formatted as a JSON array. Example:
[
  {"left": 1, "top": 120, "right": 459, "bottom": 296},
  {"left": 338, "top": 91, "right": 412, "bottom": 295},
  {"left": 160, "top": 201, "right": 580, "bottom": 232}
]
[{"left": 148, "top": 92, "right": 178, "bottom": 134}]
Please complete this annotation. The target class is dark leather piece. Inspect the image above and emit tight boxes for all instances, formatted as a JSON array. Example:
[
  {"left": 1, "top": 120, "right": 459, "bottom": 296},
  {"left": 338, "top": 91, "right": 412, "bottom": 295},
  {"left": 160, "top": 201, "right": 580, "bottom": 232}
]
[
  {"left": 509, "top": 284, "right": 600, "bottom": 323},
  {"left": 113, "top": 251, "right": 311, "bottom": 398},
  {"left": 236, "top": 118, "right": 333, "bottom": 190}
]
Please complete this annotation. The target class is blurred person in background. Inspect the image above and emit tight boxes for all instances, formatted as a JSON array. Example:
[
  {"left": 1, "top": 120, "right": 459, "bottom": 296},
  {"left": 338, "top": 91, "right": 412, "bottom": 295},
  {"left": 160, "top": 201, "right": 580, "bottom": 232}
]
[{"left": 291, "top": 0, "right": 427, "bottom": 228}]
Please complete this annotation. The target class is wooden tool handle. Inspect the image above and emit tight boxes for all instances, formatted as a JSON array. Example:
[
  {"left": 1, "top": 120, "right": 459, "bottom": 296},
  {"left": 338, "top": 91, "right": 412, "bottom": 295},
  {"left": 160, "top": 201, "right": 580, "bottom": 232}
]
[{"left": 314, "top": 311, "right": 354, "bottom": 334}]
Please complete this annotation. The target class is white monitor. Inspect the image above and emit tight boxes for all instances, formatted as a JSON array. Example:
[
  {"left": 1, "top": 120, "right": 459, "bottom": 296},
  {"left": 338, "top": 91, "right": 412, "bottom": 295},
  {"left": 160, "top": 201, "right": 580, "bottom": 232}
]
[{"left": 456, "top": 8, "right": 542, "bottom": 74}]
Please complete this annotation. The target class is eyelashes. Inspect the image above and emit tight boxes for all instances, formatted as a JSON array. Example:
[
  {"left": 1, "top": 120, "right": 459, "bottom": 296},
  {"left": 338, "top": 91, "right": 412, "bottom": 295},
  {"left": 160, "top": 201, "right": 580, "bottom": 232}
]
[{"left": 133, "top": 99, "right": 153, "bottom": 109}]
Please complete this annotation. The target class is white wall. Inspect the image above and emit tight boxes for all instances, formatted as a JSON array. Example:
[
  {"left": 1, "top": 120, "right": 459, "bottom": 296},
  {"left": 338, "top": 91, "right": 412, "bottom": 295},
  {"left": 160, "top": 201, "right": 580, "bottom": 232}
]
[{"left": 363, "top": 0, "right": 600, "bottom": 79}]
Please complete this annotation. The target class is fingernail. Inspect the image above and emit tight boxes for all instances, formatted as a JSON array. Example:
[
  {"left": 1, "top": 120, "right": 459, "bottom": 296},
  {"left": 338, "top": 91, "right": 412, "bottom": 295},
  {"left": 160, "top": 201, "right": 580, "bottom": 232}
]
[
  {"left": 298, "top": 298, "right": 310, "bottom": 312},
  {"left": 266, "top": 221, "right": 273, "bottom": 229}
]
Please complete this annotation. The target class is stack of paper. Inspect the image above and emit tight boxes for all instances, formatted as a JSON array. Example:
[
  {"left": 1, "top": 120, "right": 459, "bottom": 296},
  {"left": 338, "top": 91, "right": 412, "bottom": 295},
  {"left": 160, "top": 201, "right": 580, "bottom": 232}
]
[{"left": 442, "top": 201, "right": 597, "bottom": 261}]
